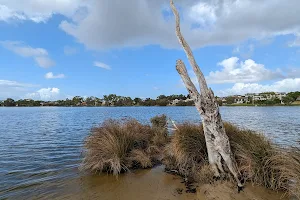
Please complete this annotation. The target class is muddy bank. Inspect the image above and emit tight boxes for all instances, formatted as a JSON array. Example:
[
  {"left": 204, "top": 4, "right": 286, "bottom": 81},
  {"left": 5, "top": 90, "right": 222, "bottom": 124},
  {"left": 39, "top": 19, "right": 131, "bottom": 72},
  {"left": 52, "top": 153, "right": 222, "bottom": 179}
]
[{"left": 47, "top": 166, "right": 288, "bottom": 200}]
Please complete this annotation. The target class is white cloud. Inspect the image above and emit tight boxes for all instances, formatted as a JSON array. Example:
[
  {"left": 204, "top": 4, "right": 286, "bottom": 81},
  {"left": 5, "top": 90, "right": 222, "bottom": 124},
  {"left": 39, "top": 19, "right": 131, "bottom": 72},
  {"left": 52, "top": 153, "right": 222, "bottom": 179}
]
[
  {"left": 59, "top": 0, "right": 300, "bottom": 50},
  {"left": 2, "top": 1, "right": 300, "bottom": 50},
  {"left": 0, "top": 41, "right": 47, "bottom": 57},
  {"left": 153, "top": 87, "right": 160, "bottom": 90},
  {"left": 2, "top": 0, "right": 300, "bottom": 50},
  {"left": 45, "top": 72, "right": 65, "bottom": 79},
  {"left": 0, "top": 80, "right": 38, "bottom": 99},
  {"left": 206, "top": 57, "right": 283, "bottom": 84},
  {"left": 64, "top": 46, "right": 78, "bottom": 55},
  {"left": 189, "top": 2, "right": 217, "bottom": 27},
  {"left": 218, "top": 78, "right": 300, "bottom": 96},
  {"left": 24, "top": 88, "right": 61, "bottom": 101},
  {"left": 0, "top": 41, "right": 55, "bottom": 68},
  {"left": 0, "top": 80, "right": 67, "bottom": 101},
  {"left": 94, "top": 61, "right": 111, "bottom": 70},
  {"left": 0, "top": 0, "right": 85, "bottom": 23}
]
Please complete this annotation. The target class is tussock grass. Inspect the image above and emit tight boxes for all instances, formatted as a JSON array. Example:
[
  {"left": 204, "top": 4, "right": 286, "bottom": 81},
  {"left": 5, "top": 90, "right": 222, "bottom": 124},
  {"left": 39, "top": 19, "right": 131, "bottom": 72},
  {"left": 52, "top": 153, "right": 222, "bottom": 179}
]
[
  {"left": 163, "top": 123, "right": 208, "bottom": 180},
  {"left": 150, "top": 115, "right": 169, "bottom": 147},
  {"left": 82, "top": 115, "right": 300, "bottom": 198},
  {"left": 163, "top": 122, "right": 300, "bottom": 198},
  {"left": 82, "top": 115, "right": 168, "bottom": 175}
]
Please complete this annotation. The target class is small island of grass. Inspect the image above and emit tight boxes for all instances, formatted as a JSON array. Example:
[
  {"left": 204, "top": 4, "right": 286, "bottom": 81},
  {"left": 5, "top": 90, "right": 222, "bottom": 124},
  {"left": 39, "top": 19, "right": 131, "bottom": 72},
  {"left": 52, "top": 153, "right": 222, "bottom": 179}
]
[{"left": 81, "top": 115, "right": 300, "bottom": 199}]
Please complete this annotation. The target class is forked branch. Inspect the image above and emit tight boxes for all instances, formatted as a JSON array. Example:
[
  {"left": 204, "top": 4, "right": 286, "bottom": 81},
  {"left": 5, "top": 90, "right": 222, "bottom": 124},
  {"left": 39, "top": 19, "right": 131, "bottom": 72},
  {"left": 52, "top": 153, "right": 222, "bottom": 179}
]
[
  {"left": 176, "top": 60, "right": 204, "bottom": 114},
  {"left": 170, "top": 0, "right": 208, "bottom": 95}
]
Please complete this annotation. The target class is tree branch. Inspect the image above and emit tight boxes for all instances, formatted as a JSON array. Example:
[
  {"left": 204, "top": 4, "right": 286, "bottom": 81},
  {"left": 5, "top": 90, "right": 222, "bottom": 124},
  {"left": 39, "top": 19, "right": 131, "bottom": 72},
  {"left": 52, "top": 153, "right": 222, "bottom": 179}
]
[
  {"left": 170, "top": 0, "right": 209, "bottom": 95},
  {"left": 176, "top": 59, "right": 204, "bottom": 115}
]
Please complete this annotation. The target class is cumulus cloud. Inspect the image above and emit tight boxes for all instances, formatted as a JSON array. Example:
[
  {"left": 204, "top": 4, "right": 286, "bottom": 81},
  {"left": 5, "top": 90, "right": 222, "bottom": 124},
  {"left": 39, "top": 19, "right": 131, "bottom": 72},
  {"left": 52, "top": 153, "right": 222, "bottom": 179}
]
[
  {"left": 45, "top": 72, "right": 65, "bottom": 79},
  {"left": 94, "top": 61, "right": 111, "bottom": 70},
  {"left": 58, "top": 0, "right": 300, "bottom": 50},
  {"left": 218, "top": 78, "right": 300, "bottom": 96},
  {"left": 0, "top": 0, "right": 85, "bottom": 23},
  {"left": 24, "top": 88, "right": 61, "bottom": 101},
  {"left": 0, "top": 80, "right": 38, "bottom": 99},
  {"left": 2, "top": 0, "right": 300, "bottom": 50},
  {"left": 188, "top": 2, "right": 217, "bottom": 27},
  {"left": 0, "top": 80, "right": 67, "bottom": 101},
  {"left": 206, "top": 57, "right": 284, "bottom": 84},
  {"left": 0, "top": 41, "right": 55, "bottom": 68}
]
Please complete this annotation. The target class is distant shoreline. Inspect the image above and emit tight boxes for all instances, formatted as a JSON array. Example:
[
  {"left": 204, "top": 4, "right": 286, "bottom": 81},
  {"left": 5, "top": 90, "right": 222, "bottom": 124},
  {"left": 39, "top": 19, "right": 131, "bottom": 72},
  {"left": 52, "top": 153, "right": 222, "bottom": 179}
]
[{"left": 1, "top": 104, "right": 300, "bottom": 108}]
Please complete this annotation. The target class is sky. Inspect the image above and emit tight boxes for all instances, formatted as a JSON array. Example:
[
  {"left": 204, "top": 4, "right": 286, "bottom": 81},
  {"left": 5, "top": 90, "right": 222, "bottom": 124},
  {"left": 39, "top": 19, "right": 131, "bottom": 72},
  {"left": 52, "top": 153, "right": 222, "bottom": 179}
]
[{"left": 0, "top": 0, "right": 300, "bottom": 101}]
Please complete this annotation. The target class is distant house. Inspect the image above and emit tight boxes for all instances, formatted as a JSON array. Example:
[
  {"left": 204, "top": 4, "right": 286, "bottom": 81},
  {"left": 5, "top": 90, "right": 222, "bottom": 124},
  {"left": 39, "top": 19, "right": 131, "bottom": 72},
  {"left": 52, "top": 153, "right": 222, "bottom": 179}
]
[
  {"left": 171, "top": 99, "right": 180, "bottom": 105},
  {"left": 184, "top": 98, "right": 193, "bottom": 103},
  {"left": 234, "top": 96, "right": 249, "bottom": 104},
  {"left": 297, "top": 96, "right": 300, "bottom": 101},
  {"left": 275, "top": 92, "right": 286, "bottom": 100},
  {"left": 253, "top": 95, "right": 267, "bottom": 101}
]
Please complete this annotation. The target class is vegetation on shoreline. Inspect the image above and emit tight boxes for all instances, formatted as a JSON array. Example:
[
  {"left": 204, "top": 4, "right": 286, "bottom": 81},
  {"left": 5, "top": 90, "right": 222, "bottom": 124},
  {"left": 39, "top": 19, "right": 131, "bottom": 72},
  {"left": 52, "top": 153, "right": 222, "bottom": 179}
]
[
  {"left": 1, "top": 91, "right": 299, "bottom": 107},
  {"left": 81, "top": 115, "right": 168, "bottom": 175},
  {"left": 82, "top": 116, "right": 300, "bottom": 198},
  {"left": 0, "top": 94, "right": 194, "bottom": 107}
]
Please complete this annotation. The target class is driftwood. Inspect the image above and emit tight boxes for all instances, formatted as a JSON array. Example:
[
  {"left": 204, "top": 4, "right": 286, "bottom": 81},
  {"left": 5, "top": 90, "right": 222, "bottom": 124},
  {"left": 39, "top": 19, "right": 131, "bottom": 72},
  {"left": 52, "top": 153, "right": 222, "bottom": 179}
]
[{"left": 170, "top": 0, "right": 243, "bottom": 190}]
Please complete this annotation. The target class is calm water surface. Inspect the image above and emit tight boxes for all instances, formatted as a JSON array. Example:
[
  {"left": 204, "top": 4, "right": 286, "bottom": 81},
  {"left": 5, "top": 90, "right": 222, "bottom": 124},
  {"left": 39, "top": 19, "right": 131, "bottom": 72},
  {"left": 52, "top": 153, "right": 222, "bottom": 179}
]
[{"left": 0, "top": 106, "right": 299, "bottom": 199}]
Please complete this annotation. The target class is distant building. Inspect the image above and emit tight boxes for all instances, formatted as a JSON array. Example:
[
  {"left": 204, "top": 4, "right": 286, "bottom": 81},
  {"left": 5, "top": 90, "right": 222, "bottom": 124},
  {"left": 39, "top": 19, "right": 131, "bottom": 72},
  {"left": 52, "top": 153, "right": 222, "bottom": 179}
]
[
  {"left": 234, "top": 96, "right": 250, "bottom": 104},
  {"left": 171, "top": 99, "right": 180, "bottom": 105},
  {"left": 253, "top": 95, "right": 267, "bottom": 101},
  {"left": 244, "top": 92, "right": 286, "bottom": 102},
  {"left": 275, "top": 92, "right": 286, "bottom": 100},
  {"left": 184, "top": 98, "right": 193, "bottom": 103},
  {"left": 296, "top": 96, "right": 300, "bottom": 101}
]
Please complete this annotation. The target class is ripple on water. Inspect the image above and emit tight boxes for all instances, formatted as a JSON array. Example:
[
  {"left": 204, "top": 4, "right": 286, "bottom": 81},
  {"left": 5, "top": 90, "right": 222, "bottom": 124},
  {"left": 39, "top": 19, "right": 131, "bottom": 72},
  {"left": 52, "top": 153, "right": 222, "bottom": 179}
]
[{"left": 0, "top": 106, "right": 299, "bottom": 199}]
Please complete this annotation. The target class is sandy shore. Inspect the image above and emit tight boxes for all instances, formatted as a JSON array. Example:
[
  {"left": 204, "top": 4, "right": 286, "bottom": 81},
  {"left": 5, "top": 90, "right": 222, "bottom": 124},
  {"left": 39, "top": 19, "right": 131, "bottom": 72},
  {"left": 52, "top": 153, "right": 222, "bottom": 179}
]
[{"left": 48, "top": 166, "right": 288, "bottom": 200}]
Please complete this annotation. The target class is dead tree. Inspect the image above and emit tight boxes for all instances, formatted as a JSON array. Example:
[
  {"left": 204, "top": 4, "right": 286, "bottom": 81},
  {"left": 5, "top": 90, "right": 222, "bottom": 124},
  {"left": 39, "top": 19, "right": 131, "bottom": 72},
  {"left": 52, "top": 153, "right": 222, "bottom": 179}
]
[{"left": 170, "top": 0, "right": 243, "bottom": 190}]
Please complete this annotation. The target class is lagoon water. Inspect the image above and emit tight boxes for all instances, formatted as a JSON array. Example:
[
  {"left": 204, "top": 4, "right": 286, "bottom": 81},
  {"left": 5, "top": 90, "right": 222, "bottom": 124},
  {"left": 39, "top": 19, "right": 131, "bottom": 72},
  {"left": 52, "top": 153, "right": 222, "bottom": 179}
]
[{"left": 0, "top": 106, "right": 299, "bottom": 199}]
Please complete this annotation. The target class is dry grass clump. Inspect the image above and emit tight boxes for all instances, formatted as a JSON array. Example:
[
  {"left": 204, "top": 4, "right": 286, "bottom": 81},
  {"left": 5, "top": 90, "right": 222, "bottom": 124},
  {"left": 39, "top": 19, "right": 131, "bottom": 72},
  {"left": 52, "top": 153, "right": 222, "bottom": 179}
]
[
  {"left": 150, "top": 114, "right": 169, "bottom": 147},
  {"left": 82, "top": 115, "right": 300, "bottom": 198},
  {"left": 163, "top": 122, "right": 300, "bottom": 198},
  {"left": 82, "top": 115, "right": 168, "bottom": 176},
  {"left": 163, "top": 123, "right": 207, "bottom": 180}
]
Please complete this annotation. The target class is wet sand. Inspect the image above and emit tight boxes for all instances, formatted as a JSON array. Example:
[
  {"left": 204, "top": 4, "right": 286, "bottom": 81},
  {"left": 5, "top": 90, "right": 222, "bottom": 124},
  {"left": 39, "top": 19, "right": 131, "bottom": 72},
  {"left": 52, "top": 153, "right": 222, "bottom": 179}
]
[{"left": 43, "top": 166, "right": 289, "bottom": 200}]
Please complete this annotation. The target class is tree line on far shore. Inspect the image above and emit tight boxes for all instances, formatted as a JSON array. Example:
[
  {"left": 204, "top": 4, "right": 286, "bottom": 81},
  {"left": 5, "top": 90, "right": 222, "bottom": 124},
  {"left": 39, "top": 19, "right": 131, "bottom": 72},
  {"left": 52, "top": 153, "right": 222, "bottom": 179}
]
[
  {"left": 1, "top": 91, "right": 299, "bottom": 107},
  {"left": 0, "top": 94, "right": 194, "bottom": 107}
]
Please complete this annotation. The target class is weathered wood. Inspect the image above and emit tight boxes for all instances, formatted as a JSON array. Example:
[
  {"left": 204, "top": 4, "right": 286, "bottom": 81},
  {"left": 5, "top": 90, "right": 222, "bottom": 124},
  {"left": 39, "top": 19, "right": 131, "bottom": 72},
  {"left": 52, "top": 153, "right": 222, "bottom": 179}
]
[
  {"left": 175, "top": 60, "right": 204, "bottom": 115},
  {"left": 170, "top": 0, "right": 208, "bottom": 96},
  {"left": 170, "top": 0, "right": 243, "bottom": 189}
]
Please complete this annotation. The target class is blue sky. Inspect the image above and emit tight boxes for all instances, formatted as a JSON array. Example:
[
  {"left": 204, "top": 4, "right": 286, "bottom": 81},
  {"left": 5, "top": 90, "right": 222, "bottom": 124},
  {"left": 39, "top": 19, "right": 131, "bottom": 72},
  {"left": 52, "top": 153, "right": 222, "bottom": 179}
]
[{"left": 0, "top": 0, "right": 300, "bottom": 100}]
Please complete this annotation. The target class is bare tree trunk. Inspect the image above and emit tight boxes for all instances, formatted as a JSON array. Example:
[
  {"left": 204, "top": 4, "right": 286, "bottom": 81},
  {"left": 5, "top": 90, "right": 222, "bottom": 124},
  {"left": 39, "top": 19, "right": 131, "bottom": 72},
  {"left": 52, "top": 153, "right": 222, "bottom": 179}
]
[{"left": 170, "top": 0, "right": 243, "bottom": 190}]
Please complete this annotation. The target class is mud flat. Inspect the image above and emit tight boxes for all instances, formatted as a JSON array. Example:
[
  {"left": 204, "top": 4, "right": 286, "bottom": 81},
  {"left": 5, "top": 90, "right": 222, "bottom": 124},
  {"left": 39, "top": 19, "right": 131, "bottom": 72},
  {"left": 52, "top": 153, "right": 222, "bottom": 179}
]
[{"left": 51, "top": 166, "right": 288, "bottom": 200}]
